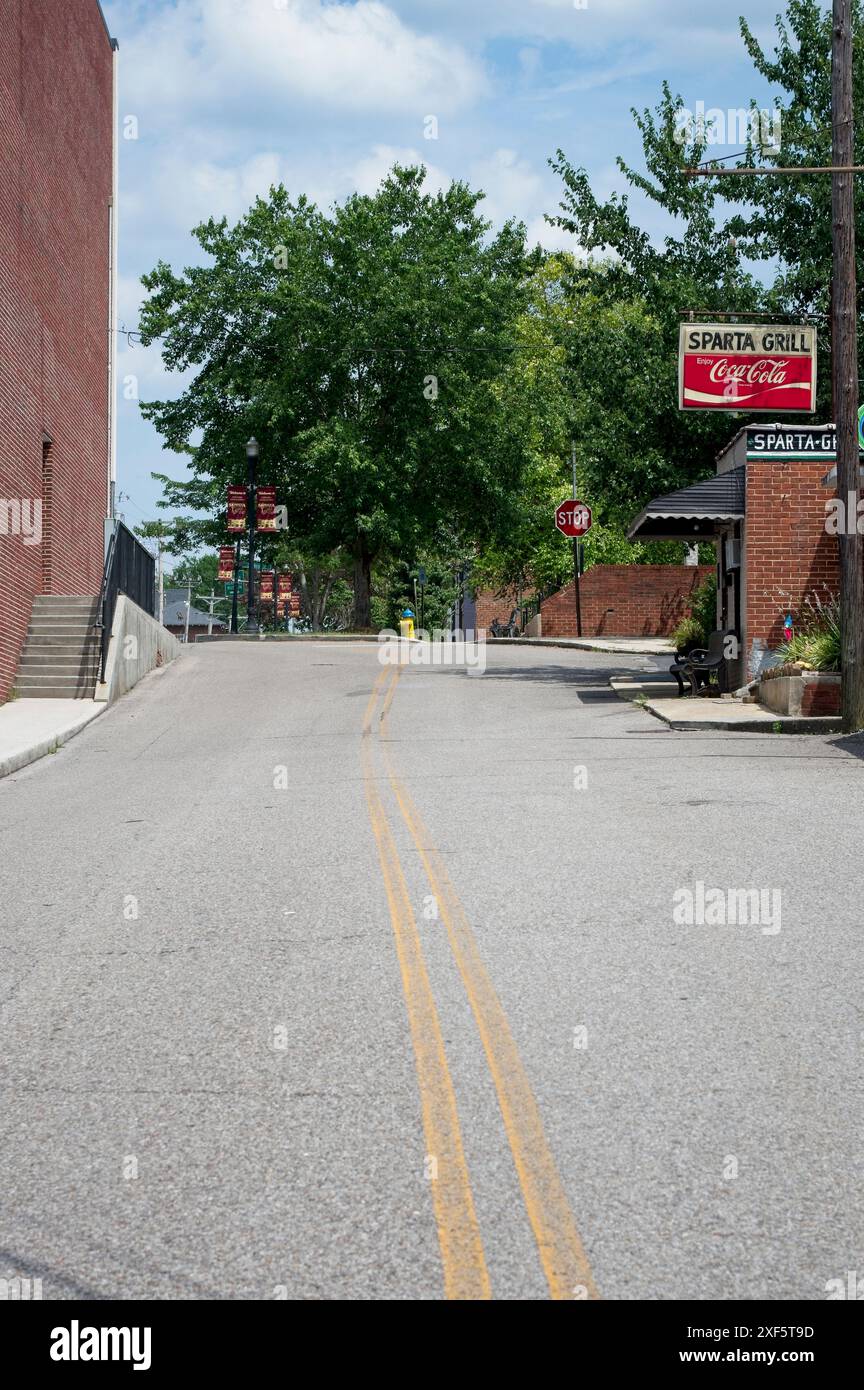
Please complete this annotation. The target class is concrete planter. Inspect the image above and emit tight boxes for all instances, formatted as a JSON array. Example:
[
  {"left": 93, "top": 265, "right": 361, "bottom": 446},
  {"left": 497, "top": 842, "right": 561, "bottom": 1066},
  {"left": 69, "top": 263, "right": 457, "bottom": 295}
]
[{"left": 758, "top": 669, "right": 841, "bottom": 718}]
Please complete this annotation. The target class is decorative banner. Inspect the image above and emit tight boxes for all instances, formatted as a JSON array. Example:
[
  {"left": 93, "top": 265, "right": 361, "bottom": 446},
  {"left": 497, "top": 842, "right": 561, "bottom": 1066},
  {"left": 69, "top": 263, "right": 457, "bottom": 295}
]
[
  {"left": 277, "top": 573, "right": 293, "bottom": 598},
  {"left": 288, "top": 593, "right": 301, "bottom": 616},
  {"left": 678, "top": 322, "right": 817, "bottom": 413},
  {"left": 256, "top": 485, "right": 277, "bottom": 531},
  {"left": 227, "top": 485, "right": 246, "bottom": 532},
  {"left": 218, "top": 546, "right": 235, "bottom": 581},
  {"left": 259, "top": 570, "right": 275, "bottom": 601}
]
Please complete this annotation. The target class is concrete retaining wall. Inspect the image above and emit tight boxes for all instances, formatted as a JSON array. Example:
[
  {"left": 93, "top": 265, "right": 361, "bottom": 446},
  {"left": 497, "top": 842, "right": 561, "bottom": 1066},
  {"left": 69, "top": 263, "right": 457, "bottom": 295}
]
[
  {"left": 95, "top": 595, "right": 181, "bottom": 703},
  {"left": 759, "top": 671, "right": 841, "bottom": 717}
]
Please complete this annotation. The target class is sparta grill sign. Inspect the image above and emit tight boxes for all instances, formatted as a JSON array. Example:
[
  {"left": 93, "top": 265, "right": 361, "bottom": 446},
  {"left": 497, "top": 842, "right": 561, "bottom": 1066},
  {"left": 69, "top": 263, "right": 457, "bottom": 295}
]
[{"left": 678, "top": 322, "right": 816, "bottom": 413}]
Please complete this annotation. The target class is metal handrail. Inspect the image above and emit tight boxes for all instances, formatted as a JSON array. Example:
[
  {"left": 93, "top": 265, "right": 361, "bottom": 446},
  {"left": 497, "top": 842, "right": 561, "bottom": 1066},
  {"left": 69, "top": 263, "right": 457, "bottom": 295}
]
[
  {"left": 95, "top": 524, "right": 120, "bottom": 684},
  {"left": 94, "top": 521, "right": 157, "bottom": 683}
]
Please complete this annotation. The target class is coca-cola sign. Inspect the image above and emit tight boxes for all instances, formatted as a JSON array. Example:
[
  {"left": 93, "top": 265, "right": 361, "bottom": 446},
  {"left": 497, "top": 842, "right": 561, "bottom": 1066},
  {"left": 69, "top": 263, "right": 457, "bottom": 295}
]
[{"left": 678, "top": 322, "right": 816, "bottom": 413}]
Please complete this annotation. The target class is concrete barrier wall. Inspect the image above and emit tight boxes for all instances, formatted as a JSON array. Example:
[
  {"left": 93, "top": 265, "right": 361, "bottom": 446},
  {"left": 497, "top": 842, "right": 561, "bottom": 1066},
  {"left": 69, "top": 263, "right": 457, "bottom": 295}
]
[{"left": 95, "top": 595, "right": 181, "bottom": 703}]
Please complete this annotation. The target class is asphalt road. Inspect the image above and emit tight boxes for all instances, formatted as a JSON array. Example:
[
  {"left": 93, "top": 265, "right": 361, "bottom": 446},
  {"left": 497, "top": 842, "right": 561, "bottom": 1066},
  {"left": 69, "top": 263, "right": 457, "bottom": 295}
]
[{"left": 1, "top": 639, "right": 862, "bottom": 1300}]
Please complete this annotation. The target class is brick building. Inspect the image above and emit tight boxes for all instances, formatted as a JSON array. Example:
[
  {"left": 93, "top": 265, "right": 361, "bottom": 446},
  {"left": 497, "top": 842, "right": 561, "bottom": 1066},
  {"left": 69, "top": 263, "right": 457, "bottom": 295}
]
[
  {"left": 628, "top": 423, "right": 843, "bottom": 687},
  {"left": 0, "top": 0, "right": 117, "bottom": 701}
]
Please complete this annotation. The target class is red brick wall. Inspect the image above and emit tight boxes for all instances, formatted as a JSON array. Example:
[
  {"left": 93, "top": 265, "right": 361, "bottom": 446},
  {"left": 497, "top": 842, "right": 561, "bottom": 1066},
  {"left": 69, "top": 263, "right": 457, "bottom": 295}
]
[
  {"left": 474, "top": 589, "right": 530, "bottom": 630},
  {"left": 540, "top": 564, "right": 714, "bottom": 638},
  {"left": 744, "top": 459, "right": 839, "bottom": 652},
  {"left": 801, "top": 678, "right": 841, "bottom": 718},
  {"left": 0, "top": 1, "right": 113, "bottom": 699}
]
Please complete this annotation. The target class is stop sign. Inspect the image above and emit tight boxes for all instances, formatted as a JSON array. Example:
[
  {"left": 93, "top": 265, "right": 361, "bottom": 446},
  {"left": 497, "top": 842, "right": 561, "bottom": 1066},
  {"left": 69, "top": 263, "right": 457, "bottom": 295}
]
[{"left": 554, "top": 499, "right": 592, "bottom": 537}]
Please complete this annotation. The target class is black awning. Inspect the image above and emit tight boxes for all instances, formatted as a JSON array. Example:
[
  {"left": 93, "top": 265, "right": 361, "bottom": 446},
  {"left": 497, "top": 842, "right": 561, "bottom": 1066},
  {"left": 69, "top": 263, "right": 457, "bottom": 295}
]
[{"left": 628, "top": 466, "right": 745, "bottom": 540}]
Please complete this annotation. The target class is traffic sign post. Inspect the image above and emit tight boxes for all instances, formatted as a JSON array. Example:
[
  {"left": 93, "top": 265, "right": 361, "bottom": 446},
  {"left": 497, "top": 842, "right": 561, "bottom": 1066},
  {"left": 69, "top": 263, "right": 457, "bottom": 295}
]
[{"left": 555, "top": 446, "right": 594, "bottom": 637}]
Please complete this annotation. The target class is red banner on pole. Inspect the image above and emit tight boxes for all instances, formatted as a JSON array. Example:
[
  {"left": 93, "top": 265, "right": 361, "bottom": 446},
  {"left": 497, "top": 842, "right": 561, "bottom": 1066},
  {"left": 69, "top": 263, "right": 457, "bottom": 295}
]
[
  {"left": 259, "top": 570, "right": 275, "bottom": 600},
  {"left": 256, "top": 485, "right": 277, "bottom": 532},
  {"left": 227, "top": 485, "right": 246, "bottom": 532},
  {"left": 277, "top": 573, "right": 293, "bottom": 597},
  {"left": 218, "top": 546, "right": 235, "bottom": 581}
]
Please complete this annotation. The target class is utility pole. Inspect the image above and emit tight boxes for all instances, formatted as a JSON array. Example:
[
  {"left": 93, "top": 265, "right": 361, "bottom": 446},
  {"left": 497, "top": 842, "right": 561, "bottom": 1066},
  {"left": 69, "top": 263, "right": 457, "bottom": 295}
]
[
  {"left": 571, "top": 440, "right": 583, "bottom": 639},
  {"left": 832, "top": 0, "right": 864, "bottom": 731},
  {"left": 196, "top": 590, "right": 226, "bottom": 636}
]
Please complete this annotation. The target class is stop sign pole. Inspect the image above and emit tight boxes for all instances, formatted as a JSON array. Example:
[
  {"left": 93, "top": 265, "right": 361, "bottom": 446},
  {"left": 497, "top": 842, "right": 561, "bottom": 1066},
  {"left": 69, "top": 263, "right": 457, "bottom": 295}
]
[
  {"left": 571, "top": 446, "right": 581, "bottom": 637},
  {"left": 554, "top": 452, "right": 592, "bottom": 636}
]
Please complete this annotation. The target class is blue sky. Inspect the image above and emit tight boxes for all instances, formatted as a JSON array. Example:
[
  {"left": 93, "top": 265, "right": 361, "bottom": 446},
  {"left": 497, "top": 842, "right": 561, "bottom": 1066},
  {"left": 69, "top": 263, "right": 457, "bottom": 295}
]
[{"left": 101, "top": 0, "right": 790, "bottom": 535}]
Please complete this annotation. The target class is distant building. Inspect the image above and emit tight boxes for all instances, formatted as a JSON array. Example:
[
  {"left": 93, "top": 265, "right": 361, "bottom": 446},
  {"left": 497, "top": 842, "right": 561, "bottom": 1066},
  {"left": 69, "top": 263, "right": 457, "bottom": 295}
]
[
  {"left": 162, "top": 590, "right": 227, "bottom": 643},
  {"left": 0, "top": 1, "right": 118, "bottom": 700}
]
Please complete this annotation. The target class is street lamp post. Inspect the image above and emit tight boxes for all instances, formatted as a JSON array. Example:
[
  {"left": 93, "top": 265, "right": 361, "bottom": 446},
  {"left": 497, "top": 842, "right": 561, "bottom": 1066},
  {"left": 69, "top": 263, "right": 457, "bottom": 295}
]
[
  {"left": 230, "top": 533, "right": 242, "bottom": 634},
  {"left": 246, "top": 437, "right": 259, "bottom": 634}
]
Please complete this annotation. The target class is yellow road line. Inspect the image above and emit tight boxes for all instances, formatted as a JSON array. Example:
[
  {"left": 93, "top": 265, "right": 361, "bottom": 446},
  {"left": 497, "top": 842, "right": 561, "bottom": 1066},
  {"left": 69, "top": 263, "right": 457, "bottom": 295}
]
[
  {"left": 361, "top": 671, "right": 491, "bottom": 1300},
  {"left": 379, "top": 667, "right": 599, "bottom": 1301}
]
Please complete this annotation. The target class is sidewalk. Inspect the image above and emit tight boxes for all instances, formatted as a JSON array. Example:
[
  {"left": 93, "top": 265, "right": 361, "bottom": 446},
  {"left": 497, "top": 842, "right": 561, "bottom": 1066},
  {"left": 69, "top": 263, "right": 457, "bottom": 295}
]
[
  {"left": 0, "top": 699, "right": 105, "bottom": 779},
  {"left": 610, "top": 676, "right": 843, "bottom": 733},
  {"left": 494, "top": 636, "right": 674, "bottom": 655}
]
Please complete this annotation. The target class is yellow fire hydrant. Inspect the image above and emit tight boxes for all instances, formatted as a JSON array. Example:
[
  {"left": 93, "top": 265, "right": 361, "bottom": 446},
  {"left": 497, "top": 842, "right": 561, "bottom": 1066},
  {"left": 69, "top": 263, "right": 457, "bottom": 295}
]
[{"left": 399, "top": 608, "right": 415, "bottom": 640}]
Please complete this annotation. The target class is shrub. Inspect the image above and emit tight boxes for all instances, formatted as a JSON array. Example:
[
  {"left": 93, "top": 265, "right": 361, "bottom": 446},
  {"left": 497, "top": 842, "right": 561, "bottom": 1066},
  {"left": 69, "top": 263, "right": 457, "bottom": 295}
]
[
  {"left": 671, "top": 573, "right": 717, "bottom": 650},
  {"left": 775, "top": 591, "right": 840, "bottom": 672},
  {"left": 670, "top": 616, "right": 704, "bottom": 652}
]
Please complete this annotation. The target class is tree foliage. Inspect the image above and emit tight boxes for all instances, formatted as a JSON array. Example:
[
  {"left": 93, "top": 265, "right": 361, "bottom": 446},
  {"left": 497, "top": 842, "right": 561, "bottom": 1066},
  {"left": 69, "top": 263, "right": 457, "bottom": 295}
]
[{"left": 139, "top": 167, "right": 535, "bottom": 627}]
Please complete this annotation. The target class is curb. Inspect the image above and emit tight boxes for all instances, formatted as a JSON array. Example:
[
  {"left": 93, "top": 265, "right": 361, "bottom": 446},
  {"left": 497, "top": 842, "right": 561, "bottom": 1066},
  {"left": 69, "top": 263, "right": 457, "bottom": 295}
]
[
  {"left": 488, "top": 638, "right": 674, "bottom": 654},
  {"left": 0, "top": 705, "right": 105, "bottom": 780},
  {"left": 609, "top": 678, "right": 843, "bottom": 732},
  {"left": 194, "top": 633, "right": 381, "bottom": 643},
  {"left": 643, "top": 706, "right": 844, "bottom": 733}
]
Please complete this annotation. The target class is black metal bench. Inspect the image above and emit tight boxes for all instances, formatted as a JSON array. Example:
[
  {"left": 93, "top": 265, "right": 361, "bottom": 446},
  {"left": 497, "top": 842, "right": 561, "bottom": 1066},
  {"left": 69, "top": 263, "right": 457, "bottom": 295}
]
[
  {"left": 489, "top": 609, "right": 520, "bottom": 638},
  {"left": 670, "top": 629, "right": 730, "bottom": 697}
]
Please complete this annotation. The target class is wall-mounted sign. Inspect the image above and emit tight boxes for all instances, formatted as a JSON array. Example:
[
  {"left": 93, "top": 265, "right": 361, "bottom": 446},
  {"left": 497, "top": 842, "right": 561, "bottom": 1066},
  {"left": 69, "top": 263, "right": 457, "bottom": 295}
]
[
  {"left": 218, "top": 546, "right": 235, "bottom": 581},
  {"left": 256, "top": 485, "right": 277, "bottom": 532},
  {"left": 227, "top": 485, "right": 246, "bottom": 532},
  {"left": 744, "top": 425, "right": 862, "bottom": 460},
  {"left": 679, "top": 322, "right": 817, "bottom": 412}
]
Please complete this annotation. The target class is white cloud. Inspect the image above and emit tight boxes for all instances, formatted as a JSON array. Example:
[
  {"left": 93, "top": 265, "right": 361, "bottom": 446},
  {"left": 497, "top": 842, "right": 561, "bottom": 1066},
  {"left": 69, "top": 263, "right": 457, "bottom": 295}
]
[
  {"left": 349, "top": 145, "right": 449, "bottom": 197},
  {"left": 389, "top": 0, "right": 781, "bottom": 53},
  {"left": 112, "top": 0, "right": 487, "bottom": 120},
  {"left": 470, "top": 148, "right": 545, "bottom": 226},
  {"left": 524, "top": 215, "right": 582, "bottom": 254}
]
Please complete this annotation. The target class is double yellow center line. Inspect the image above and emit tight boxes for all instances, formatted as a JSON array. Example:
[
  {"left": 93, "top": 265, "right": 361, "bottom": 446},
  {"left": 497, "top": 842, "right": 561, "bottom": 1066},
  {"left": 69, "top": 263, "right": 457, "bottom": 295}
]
[{"left": 362, "top": 666, "right": 599, "bottom": 1301}]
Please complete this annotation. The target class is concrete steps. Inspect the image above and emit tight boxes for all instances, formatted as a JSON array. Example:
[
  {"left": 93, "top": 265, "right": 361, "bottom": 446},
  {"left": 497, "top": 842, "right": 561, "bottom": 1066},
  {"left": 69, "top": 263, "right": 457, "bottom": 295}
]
[{"left": 15, "top": 596, "right": 101, "bottom": 698}]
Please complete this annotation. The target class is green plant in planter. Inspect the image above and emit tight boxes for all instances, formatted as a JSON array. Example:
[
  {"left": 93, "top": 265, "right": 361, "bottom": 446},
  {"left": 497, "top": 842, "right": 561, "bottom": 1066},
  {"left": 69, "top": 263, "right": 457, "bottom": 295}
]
[
  {"left": 670, "top": 616, "right": 704, "bottom": 653},
  {"left": 776, "top": 591, "right": 840, "bottom": 672}
]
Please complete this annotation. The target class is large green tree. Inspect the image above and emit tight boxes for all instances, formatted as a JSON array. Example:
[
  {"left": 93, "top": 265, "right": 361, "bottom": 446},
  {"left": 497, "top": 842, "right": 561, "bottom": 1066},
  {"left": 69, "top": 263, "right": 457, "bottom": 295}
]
[
  {"left": 138, "top": 167, "right": 533, "bottom": 627},
  {"left": 548, "top": 91, "right": 764, "bottom": 506},
  {"left": 550, "top": 1, "right": 864, "bottom": 434},
  {"left": 717, "top": 0, "right": 864, "bottom": 407}
]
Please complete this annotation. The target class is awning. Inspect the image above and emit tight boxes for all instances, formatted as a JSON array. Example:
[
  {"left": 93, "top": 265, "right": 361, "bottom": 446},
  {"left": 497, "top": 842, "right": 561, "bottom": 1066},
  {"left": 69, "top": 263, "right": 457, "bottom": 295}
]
[{"left": 628, "top": 466, "right": 745, "bottom": 541}]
